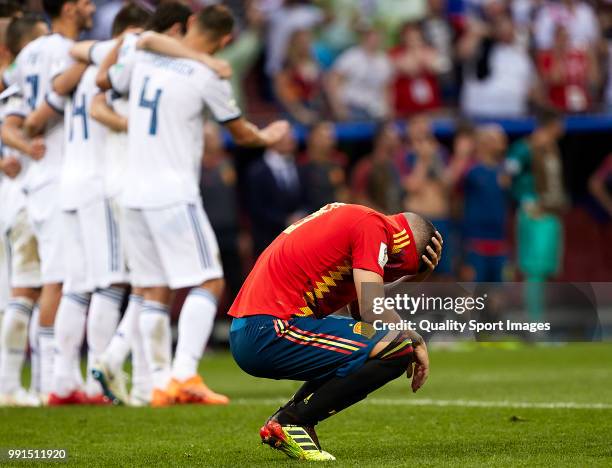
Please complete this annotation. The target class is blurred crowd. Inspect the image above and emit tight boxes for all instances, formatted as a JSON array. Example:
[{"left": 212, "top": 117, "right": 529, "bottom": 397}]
[{"left": 15, "top": 0, "right": 612, "bottom": 119}]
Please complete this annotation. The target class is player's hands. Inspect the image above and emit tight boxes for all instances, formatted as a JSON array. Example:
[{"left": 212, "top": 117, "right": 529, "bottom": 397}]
[
  {"left": 421, "top": 230, "right": 443, "bottom": 271},
  {"left": 407, "top": 342, "right": 429, "bottom": 393},
  {"left": 27, "top": 137, "right": 46, "bottom": 161},
  {"left": 1, "top": 156, "right": 22, "bottom": 178},
  {"left": 261, "top": 120, "right": 290, "bottom": 146}
]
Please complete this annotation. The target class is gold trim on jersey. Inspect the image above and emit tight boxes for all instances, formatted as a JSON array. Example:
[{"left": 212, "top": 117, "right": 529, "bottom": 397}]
[{"left": 295, "top": 261, "right": 352, "bottom": 317}]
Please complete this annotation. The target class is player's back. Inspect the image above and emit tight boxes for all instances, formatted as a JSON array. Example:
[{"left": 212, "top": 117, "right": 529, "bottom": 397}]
[
  {"left": 5, "top": 33, "right": 73, "bottom": 192},
  {"left": 60, "top": 65, "right": 107, "bottom": 210},
  {"left": 230, "top": 203, "right": 398, "bottom": 319},
  {"left": 124, "top": 53, "right": 214, "bottom": 208}
]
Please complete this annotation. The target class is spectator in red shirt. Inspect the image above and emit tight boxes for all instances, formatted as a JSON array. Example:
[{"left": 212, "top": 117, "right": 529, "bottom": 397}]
[
  {"left": 537, "top": 24, "right": 600, "bottom": 113},
  {"left": 389, "top": 22, "right": 443, "bottom": 117},
  {"left": 274, "top": 29, "right": 325, "bottom": 125}
]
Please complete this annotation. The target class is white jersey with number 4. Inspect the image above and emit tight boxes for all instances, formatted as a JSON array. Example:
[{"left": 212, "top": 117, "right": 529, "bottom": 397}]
[
  {"left": 60, "top": 65, "right": 107, "bottom": 210},
  {"left": 111, "top": 48, "right": 241, "bottom": 209},
  {"left": 1, "top": 33, "right": 73, "bottom": 194}
]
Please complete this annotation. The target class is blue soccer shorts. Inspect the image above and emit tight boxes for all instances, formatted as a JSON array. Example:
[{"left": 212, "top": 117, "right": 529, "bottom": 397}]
[{"left": 229, "top": 314, "right": 388, "bottom": 382}]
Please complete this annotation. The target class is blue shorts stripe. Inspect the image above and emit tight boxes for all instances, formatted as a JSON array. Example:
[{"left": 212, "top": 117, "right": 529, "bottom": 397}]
[
  {"left": 189, "top": 287, "right": 218, "bottom": 305},
  {"left": 9, "top": 300, "right": 34, "bottom": 317},
  {"left": 187, "top": 204, "right": 210, "bottom": 269},
  {"left": 64, "top": 293, "right": 90, "bottom": 307},
  {"left": 105, "top": 200, "right": 119, "bottom": 272},
  {"left": 141, "top": 301, "right": 169, "bottom": 315},
  {"left": 95, "top": 287, "right": 124, "bottom": 303}
]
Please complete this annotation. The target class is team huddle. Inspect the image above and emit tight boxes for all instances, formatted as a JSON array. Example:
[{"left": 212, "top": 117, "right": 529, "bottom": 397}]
[{"left": 0, "top": 1, "right": 287, "bottom": 408}]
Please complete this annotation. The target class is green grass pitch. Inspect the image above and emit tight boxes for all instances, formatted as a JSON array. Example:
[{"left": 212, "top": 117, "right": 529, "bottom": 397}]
[{"left": 1, "top": 343, "right": 611, "bottom": 467}]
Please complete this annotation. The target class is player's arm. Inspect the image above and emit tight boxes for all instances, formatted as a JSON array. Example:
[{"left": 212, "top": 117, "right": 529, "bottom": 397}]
[
  {"left": 89, "top": 92, "right": 127, "bottom": 132},
  {"left": 1, "top": 114, "right": 46, "bottom": 160},
  {"left": 136, "top": 32, "right": 232, "bottom": 79},
  {"left": 52, "top": 61, "right": 88, "bottom": 96},
  {"left": 23, "top": 97, "right": 63, "bottom": 138},
  {"left": 0, "top": 155, "right": 22, "bottom": 178},
  {"left": 353, "top": 268, "right": 429, "bottom": 392},
  {"left": 70, "top": 40, "right": 97, "bottom": 63},
  {"left": 96, "top": 38, "right": 122, "bottom": 91},
  {"left": 224, "top": 118, "right": 289, "bottom": 147}
]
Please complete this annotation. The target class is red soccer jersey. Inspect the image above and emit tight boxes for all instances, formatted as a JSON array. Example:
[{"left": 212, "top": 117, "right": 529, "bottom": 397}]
[
  {"left": 229, "top": 204, "right": 416, "bottom": 320},
  {"left": 537, "top": 49, "right": 590, "bottom": 112}
]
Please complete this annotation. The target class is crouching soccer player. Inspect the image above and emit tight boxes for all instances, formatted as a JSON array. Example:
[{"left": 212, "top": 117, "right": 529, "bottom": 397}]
[{"left": 228, "top": 203, "right": 442, "bottom": 461}]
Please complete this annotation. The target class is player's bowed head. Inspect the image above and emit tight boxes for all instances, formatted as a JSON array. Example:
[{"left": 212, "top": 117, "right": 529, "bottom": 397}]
[{"left": 384, "top": 212, "right": 443, "bottom": 283}]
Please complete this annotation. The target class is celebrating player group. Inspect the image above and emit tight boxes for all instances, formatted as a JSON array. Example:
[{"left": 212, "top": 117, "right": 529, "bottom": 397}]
[{"left": 0, "top": 0, "right": 443, "bottom": 462}]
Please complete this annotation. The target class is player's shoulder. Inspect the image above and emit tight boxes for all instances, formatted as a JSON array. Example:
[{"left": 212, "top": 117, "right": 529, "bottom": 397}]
[
  {"left": 334, "top": 204, "right": 389, "bottom": 228},
  {"left": 42, "top": 32, "right": 74, "bottom": 50}
]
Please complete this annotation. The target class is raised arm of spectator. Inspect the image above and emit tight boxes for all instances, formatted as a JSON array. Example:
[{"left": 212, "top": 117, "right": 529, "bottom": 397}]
[
  {"left": 588, "top": 155, "right": 612, "bottom": 217},
  {"left": 89, "top": 92, "right": 127, "bottom": 132},
  {"left": 325, "top": 70, "right": 349, "bottom": 120},
  {"left": 456, "top": 18, "right": 488, "bottom": 61},
  {"left": 274, "top": 71, "right": 317, "bottom": 125}
]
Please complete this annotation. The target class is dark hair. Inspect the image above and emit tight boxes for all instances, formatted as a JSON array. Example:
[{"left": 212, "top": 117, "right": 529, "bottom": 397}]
[
  {"left": 536, "top": 108, "right": 563, "bottom": 128},
  {"left": 43, "top": 0, "right": 75, "bottom": 19},
  {"left": 146, "top": 1, "right": 191, "bottom": 34},
  {"left": 0, "top": 0, "right": 22, "bottom": 18},
  {"left": 195, "top": 4, "right": 234, "bottom": 39},
  {"left": 405, "top": 213, "right": 437, "bottom": 273},
  {"left": 111, "top": 2, "right": 151, "bottom": 37},
  {"left": 5, "top": 13, "right": 45, "bottom": 57}
]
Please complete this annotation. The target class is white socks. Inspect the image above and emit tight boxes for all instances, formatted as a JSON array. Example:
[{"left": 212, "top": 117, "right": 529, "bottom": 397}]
[
  {"left": 85, "top": 287, "right": 123, "bottom": 396},
  {"left": 29, "top": 306, "right": 40, "bottom": 394},
  {"left": 38, "top": 326, "right": 55, "bottom": 396},
  {"left": 139, "top": 300, "right": 171, "bottom": 391},
  {"left": 52, "top": 293, "right": 89, "bottom": 397},
  {"left": 172, "top": 288, "right": 217, "bottom": 381},
  {"left": 102, "top": 293, "right": 141, "bottom": 373},
  {"left": 0, "top": 298, "right": 33, "bottom": 394}
]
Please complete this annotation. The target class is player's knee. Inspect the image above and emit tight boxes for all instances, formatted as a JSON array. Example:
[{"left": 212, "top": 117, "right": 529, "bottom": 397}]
[
  {"left": 200, "top": 277, "right": 225, "bottom": 300},
  {"left": 371, "top": 333, "right": 415, "bottom": 369}
]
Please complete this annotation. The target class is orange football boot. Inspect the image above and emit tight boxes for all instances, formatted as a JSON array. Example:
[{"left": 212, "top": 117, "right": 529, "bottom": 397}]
[
  {"left": 168, "top": 375, "right": 229, "bottom": 405},
  {"left": 150, "top": 388, "right": 174, "bottom": 408}
]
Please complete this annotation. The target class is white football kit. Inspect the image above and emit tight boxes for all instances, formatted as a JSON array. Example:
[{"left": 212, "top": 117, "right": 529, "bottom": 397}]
[
  {"left": 110, "top": 47, "right": 241, "bottom": 288},
  {"left": 2, "top": 33, "right": 74, "bottom": 284},
  {"left": 59, "top": 61, "right": 127, "bottom": 294},
  {"left": 0, "top": 86, "right": 41, "bottom": 289}
]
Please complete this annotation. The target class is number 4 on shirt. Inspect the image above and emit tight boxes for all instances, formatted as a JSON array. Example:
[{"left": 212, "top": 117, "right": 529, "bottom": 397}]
[{"left": 139, "top": 76, "right": 162, "bottom": 135}]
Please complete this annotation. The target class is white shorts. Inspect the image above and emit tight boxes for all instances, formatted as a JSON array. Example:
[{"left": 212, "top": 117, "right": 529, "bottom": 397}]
[
  {"left": 27, "top": 184, "right": 64, "bottom": 284},
  {"left": 0, "top": 236, "right": 8, "bottom": 310},
  {"left": 122, "top": 201, "right": 223, "bottom": 289},
  {"left": 5, "top": 208, "right": 42, "bottom": 289},
  {"left": 62, "top": 199, "right": 128, "bottom": 294}
]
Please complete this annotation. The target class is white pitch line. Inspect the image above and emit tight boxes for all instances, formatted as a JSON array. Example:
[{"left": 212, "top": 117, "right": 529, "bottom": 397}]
[{"left": 232, "top": 398, "right": 612, "bottom": 410}]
